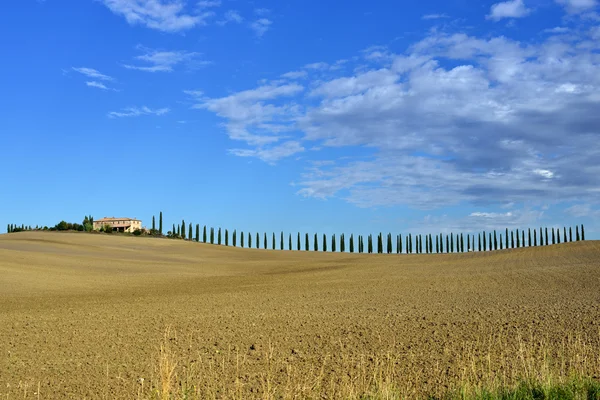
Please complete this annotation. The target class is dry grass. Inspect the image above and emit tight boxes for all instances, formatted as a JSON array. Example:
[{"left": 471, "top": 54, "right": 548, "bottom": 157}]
[{"left": 0, "top": 232, "right": 599, "bottom": 399}]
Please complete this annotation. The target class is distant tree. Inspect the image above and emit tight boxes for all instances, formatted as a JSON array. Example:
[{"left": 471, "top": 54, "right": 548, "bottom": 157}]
[
  {"left": 533, "top": 229, "right": 537, "bottom": 246},
  {"left": 241, "top": 231, "right": 244, "bottom": 248},
  {"left": 176, "top": 225, "right": 180, "bottom": 237},
  {"left": 281, "top": 232, "right": 284, "bottom": 250},
  {"left": 527, "top": 228, "right": 531, "bottom": 247},
  {"left": 570, "top": 227, "right": 573, "bottom": 242},
  {"left": 7, "top": 224, "right": 10, "bottom": 233},
  {"left": 188, "top": 224, "right": 192, "bottom": 241},
  {"left": 448, "top": 233, "right": 453, "bottom": 253},
  {"left": 305, "top": 233, "right": 309, "bottom": 251},
  {"left": 340, "top": 234, "right": 345, "bottom": 253},
  {"left": 477, "top": 233, "right": 481, "bottom": 251},
  {"left": 203, "top": 226, "right": 207, "bottom": 243},
  {"left": 552, "top": 228, "right": 555, "bottom": 245},
  {"left": 289, "top": 233, "right": 292, "bottom": 251},
  {"left": 210, "top": 228, "right": 214, "bottom": 244},
  {"left": 182, "top": 220, "right": 186, "bottom": 240},
  {"left": 539, "top": 227, "right": 543, "bottom": 246},
  {"left": 510, "top": 231, "right": 514, "bottom": 248},
  {"left": 521, "top": 230, "right": 525, "bottom": 248},
  {"left": 272, "top": 232, "right": 276, "bottom": 250},
  {"left": 557, "top": 229, "right": 561, "bottom": 244},
  {"left": 257, "top": 233, "right": 260, "bottom": 249},
  {"left": 349, "top": 234, "right": 354, "bottom": 253},
  {"left": 332, "top": 234, "right": 336, "bottom": 252},
  {"left": 499, "top": 234, "right": 503, "bottom": 250},
  {"left": 152, "top": 216, "right": 156, "bottom": 231},
  {"left": 576, "top": 226, "right": 580, "bottom": 241},
  {"left": 195, "top": 224, "right": 199, "bottom": 242},
  {"left": 225, "top": 229, "right": 229, "bottom": 246},
  {"left": 493, "top": 230, "right": 498, "bottom": 251},
  {"left": 233, "top": 230, "right": 237, "bottom": 247},
  {"left": 460, "top": 233, "right": 464, "bottom": 252},
  {"left": 399, "top": 234, "right": 403, "bottom": 254},
  {"left": 249, "top": 232, "right": 252, "bottom": 248},
  {"left": 297, "top": 232, "right": 301, "bottom": 251},
  {"left": 376, "top": 233, "right": 381, "bottom": 254},
  {"left": 159, "top": 212, "right": 163, "bottom": 235},
  {"left": 488, "top": 233, "right": 492, "bottom": 250},
  {"left": 367, "top": 234, "right": 372, "bottom": 254},
  {"left": 314, "top": 233, "right": 318, "bottom": 251},
  {"left": 581, "top": 224, "right": 585, "bottom": 241},
  {"left": 545, "top": 227, "right": 549, "bottom": 246},
  {"left": 323, "top": 233, "right": 327, "bottom": 252},
  {"left": 564, "top": 227, "right": 567, "bottom": 242}
]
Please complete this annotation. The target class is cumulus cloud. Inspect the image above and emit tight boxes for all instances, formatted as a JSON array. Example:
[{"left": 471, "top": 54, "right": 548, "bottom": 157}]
[
  {"left": 100, "top": 0, "right": 213, "bottom": 32},
  {"left": 197, "top": 21, "right": 600, "bottom": 209},
  {"left": 487, "top": 0, "right": 531, "bottom": 20},
  {"left": 108, "top": 106, "right": 170, "bottom": 118},
  {"left": 86, "top": 81, "right": 112, "bottom": 90},
  {"left": 422, "top": 13, "right": 450, "bottom": 20},
  {"left": 123, "top": 46, "right": 206, "bottom": 72},
  {"left": 217, "top": 10, "right": 243, "bottom": 25}
]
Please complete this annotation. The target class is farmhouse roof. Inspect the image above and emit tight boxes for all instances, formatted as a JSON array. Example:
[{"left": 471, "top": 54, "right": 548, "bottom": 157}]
[{"left": 95, "top": 217, "right": 141, "bottom": 222}]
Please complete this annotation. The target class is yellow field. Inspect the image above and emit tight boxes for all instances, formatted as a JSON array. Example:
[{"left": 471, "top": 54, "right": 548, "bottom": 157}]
[{"left": 0, "top": 232, "right": 599, "bottom": 399}]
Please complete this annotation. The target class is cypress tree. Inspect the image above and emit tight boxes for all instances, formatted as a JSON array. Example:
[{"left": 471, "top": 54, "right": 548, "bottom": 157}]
[
  {"left": 305, "top": 233, "right": 309, "bottom": 251},
  {"left": 196, "top": 224, "right": 200, "bottom": 242},
  {"left": 249, "top": 232, "right": 252, "bottom": 248},
  {"left": 533, "top": 229, "right": 537, "bottom": 246},
  {"left": 7, "top": 224, "right": 10, "bottom": 233},
  {"left": 581, "top": 224, "right": 585, "bottom": 240},
  {"left": 420, "top": 235, "right": 424, "bottom": 254},
  {"left": 399, "top": 234, "right": 403, "bottom": 254},
  {"left": 159, "top": 212, "right": 163, "bottom": 235},
  {"left": 233, "top": 230, "right": 237, "bottom": 247},
  {"left": 488, "top": 233, "right": 492, "bottom": 250},
  {"left": 545, "top": 227, "right": 549, "bottom": 246},
  {"left": 297, "top": 232, "right": 301, "bottom": 251},
  {"left": 466, "top": 235, "right": 469, "bottom": 252},
  {"left": 521, "top": 230, "right": 525, "bottom": 248},
  {"left": 386, "top": 234, "right": 391, "bottom": 254},
  {"left": 332, "top": 234, "right": 336, "bottom": 252},
  {"left": 576, "top": 226, "right": 580, "bottom": 241},
  {"left": 478, "top": 233, "right": 482, "bottom": 251},
  {"left": 564, "top": 227, "right": 567, "bottom": 242},
  {"left": 493, "top": 230, "right": 498, "bottom": 250},
  {"left": 256, "top": 232, "right": 259, "bottom": 249},
  {"left": 450, "top": 233, "right": 454, "bottom": 253},
  {"left": 172, "top": 224, "right": 176, "bottom": 236},
  {"left": 358, "top": 236, "right": 362, "bottom": 253},
  {"left": 241, "top": 231, "right": 244, "bottom": 247},
  {"left": 210, "top": 228, "right": 214, "bottom": 244},
  {"left": 557, "top": 229, "right": 561, "bottom": 244},
  {"left": 528, "top": 228, "right": 531, "bottom": 247},
  {"left": 272, "top": 232, "right": 275, "bottom": 250},
  {"left": 569, "top": 227, "right": 572, "bottom": 242},
  {"left": 189, "top": 224, "right": 192, "bottom": 241},
  {"left": 552, "top": 228, "right": 555, "bottom": 245},
  {"left": 376, "top": 234, "right": 381, "bottom": 254},
  {"left": 341, "top": 234, "right": 345, "bottom": 252},
  {"left": 505, "top": 228, "right": 508, "bottom": 248},
  {"left": 350, "top": 234, "right": 354, "bottom": 253},
  {"left": 218, "top": 228, "right": 222, "bottom": 245},
  {"left": 511, "top": 231, "right": 514, "bottom": 248},
  {"left": 446, "top": 235, "right": 450, "bottom": 253},
  {"left": 314, "top": 233, "right": 318, "bottom": 251},
  {"left": 176, "top": 224, "right": 180, "bottom": 237},
  {"left": 323, "top": 233, "right": 327, "bottom": 252},
  {"left": 182, "top": 220, "right": 186, "bottom": 240},
  {"left": 281, "top": 232, "right": 284, "bottom": 250},
  {"left": 499, "top": 234, "right": 503, "bottom": 250},
  {"left": 539, "top": 227, "right": 543, "bottom": 245},
  {"left": 483, "top": 231, "right": 487, "bottom": 251},
  {"left": 408, "top": 234, "right": 411, "bottom": 254},
  {"left": 436, "top": 235, "right": 440, "bottom": 253},
  {"left": 203, "top": 226, "right": 207, "bottom": 243},
  {"left": 225, "top": 229, "right": 229, "bottom": 246},
  {"left": 289, "top": 233, "right": 292, "bottom": 250},
  {"left": 152, "top": 216, "right": 156, "bottom": 231},
  {"left": 461, "top": 233, "right": 464, "bottom": 252},
  {"left": 264, "top": 233, "right": 267, "bottom": 249}
]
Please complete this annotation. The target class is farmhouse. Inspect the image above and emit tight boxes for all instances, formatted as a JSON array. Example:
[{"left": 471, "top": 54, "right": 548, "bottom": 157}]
[{"left": 93, "top": 217, "right": 142, "bottom": 233}]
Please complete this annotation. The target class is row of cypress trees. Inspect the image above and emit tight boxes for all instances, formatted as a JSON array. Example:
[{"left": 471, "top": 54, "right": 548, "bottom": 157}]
[{"left": 155, "top": 213, "right": 586, "bottom": 254}]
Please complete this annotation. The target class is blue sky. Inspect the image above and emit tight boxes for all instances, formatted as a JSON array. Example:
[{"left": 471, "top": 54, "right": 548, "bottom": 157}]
[{"left": 1, "top": 0, "right": 599, "bottom": 241}]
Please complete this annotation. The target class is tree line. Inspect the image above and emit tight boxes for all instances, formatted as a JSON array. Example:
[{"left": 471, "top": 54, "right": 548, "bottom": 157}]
[{"left": 152, "top": 212, "right": 586, "bottom": 254}]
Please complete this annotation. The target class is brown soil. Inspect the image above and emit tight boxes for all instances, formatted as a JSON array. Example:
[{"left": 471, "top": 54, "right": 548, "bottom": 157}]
[{"left": 0, "top": 232, "right": 599, "bottom": 399}]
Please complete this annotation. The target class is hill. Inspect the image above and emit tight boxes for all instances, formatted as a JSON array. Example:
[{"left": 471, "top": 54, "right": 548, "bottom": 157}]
[{"left": 0, "top": 232, "right": 599, "bottom": 399}]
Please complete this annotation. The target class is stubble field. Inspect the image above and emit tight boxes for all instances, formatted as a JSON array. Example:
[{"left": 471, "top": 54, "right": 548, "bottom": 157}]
[{"left": 0, "top": 232, "right": 599, "bottom": 399}]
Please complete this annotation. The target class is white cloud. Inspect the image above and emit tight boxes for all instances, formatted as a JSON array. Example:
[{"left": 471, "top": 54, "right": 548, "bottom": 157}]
[
  {"left": 250, "top": 18, "right": 272, "bottom": 37},
  {"left": 197, "top": 0, "right": 220, "bottom": 8},
  {"left": 543, "top": 26, "right": 570, "bottom": 33},
  {"left": 281, "top": 70, "right": 308, "bottom": 80},
  {"left": 72, "top": 67, "right": 113, "bottom": 81},
  {"left": 565, "top": 204, "right": 600, "bottom": 217},
  {"left": 100, "top": 0, "right": 213, "bottom": 32},
  {"left": 86, "top": 81, "right": 112, "bottom": 90},
  {"left": 217, "top": 10, "right": 243, "bottom": 25},
  {"left": 556, "top": 0, "right": 598, "bottom": 13},
  {"left": 422, "top": 13, "right": 450, "bottom": 20},
  {"left": 254, "top": 8, "right": 270, "bottom": 16},
  {"left": 108, "top": 106, "right": 170, "bottom": 118},
  {"left": 229, "top": 141, "right": 304, "bottom": 164},
  {"left": 197, "top": 22, "right": 600, "bottom": 210},
  {"left": 487, "top": 0, "right": 531, "bottom": 20},
  {"left": 123, "top": 47, "right": 204, "bottom": 72}
]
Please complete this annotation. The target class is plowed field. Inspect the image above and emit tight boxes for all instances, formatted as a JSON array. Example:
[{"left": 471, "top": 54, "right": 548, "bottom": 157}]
[{"left": 0, "top": 232, "right": 599, "bottom": 399}]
